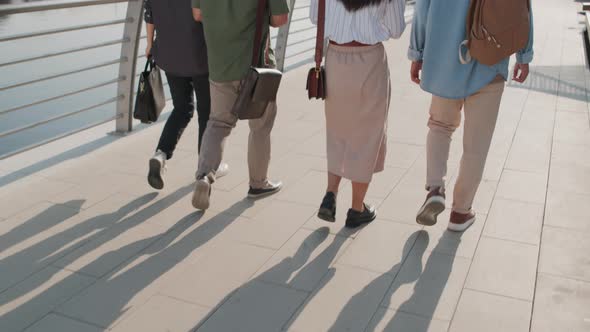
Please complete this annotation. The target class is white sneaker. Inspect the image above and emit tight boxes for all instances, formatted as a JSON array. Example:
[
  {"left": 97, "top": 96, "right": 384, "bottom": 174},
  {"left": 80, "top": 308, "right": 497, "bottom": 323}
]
[
  {"left": 216, "top": 162, "right": 230, "bottom": 179},
  {"left": 448, "top": 211, "right": 476, "bottom": 232},
  {"left": 148, "top": 150, "right": 167, "bottom": 190},
  {"left": 192, "top": 175, "right": 212, "bottom": 210}
]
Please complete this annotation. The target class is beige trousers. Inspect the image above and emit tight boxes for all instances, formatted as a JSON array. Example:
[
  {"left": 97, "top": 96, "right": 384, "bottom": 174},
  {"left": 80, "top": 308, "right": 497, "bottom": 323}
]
[
  {"left": 325, "top": 43, "right": 390, "bottom": 183},
  {"left": 197, "top": 80, "right": 277, "bottom": 188},
  {"left": 426, "top": 78, "right": 505, "bottom": 214}
]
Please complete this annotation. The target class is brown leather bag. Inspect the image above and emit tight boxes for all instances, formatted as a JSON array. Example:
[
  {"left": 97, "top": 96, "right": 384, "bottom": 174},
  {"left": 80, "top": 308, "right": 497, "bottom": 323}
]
[
  {"left": 231, "top": 0, "right": 283, "bottom": 120},
  {"left": 306, "top": 0, "right": 326, "bottom": 100},
  {"left": 460, "top": 0, "right": 531, "bottom": 66}
]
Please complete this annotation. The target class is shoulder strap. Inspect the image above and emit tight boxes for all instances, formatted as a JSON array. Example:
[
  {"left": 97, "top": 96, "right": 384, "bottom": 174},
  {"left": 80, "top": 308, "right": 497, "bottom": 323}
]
[
  {"left": 314, "top": 0, "right": 326, "bottom": 70},
  {"left": 252, "top": 0, "right": 268, "bottom": 67}
]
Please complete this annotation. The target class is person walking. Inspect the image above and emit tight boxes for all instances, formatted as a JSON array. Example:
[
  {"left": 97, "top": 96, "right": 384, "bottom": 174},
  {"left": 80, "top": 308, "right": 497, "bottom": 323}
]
[
  {"left": 190, "top": 0, "right": 289, "bottom": 210},
  {"left": 144, "top": 0, "right": 228, "bottom": 190},
  {"left": 410, "top": 0, "right": 534, "bottom": 231},
  {"left": 311, "top": 0, "right": 407, "bottom": 228}
]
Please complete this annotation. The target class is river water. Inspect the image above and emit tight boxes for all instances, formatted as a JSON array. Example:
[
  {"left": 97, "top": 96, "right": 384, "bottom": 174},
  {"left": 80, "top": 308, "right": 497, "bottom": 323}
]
[{"left": 0, "top": 0, "right": 322, "bottom": 158}]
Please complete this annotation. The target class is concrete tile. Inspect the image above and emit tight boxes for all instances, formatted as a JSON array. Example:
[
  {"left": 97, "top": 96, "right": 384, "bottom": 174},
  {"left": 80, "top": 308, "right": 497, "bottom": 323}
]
[
  {"left": 539, "top": 227, "right": 590, "bottom": 282},
  {"left": 111, "top": 295, "right": 210, "bottom": 332},
  {"left": 0, "top": 176, "right": 75, "bottom": 219},
  {"left": 484, "top": 199, "right": 544, "bottom": 245},
  {"left": 531, "top": 274, "right": 590, "bottom": 332},
  {"left": 548, "top": 165, "right": 590, "bottom": 195},
  {"left": 470, "top": 179, "right": 498, "bottom": 214},
  {"left": 159, "top": 242, "right": 275, "bottom": 307},
  {"left": 482, "top": 154, "right": 507, "bottom": 182},
  {"left": 337, "top": 222, "right": 422, "bottom": 274},
  {"left": 417, "top": 210, "right": 486, "bottom": 259},
  {"left": 55, "top": 213, "right": 225, "bottom": 328},
  {"left": 0, "top": 194, "right": 156, "bottom": 293},
  {"left": 253, "top": 228, "right": 350, "bottom": 292},
  {"left": 207, "top": 186, "right": 276, "bottom": 219},
  {"left": 385, "top": 142, "right": 423, "bottom": 169},
  {"left": 0, "top": 201, "right": 83, "bottom": 260},
  {"left": 222, "top": 200, "right": 316, "bottom": 249},
  {"left": 450, "top": 289, "right": 532, "bottom": 332},
  {"left": 496, "top": 170, "right": 547, "bottom": 204},
  {"left": 505, "top": 134, "right": 551, "bottom": 174},
  {"left": 368, "top": 167, "right": 406, "bottom": 199},
  {"left": 381, "top": 250, "right": 471, "bottom": 321},
  {"left": 0, "top": 266, "right": 96, "bottom": 332},
  {"left": 378, "top": 183, "right": 426, "bottom": 225},
  {"left": 545, "top": 190, "right": 590, "bottom": 232},
  {"left": 551, "top": 143, "right": 590, "bottom": 169},
  {"left": 23, "top": 314, "right": 104, "bottom": 332},
  {"left": 276, "top": 170, "right": 325, "bottom": 206},
  {"left": 465, "top": 237, "right": 538, "bottom": 301},
  {"left": 196, "top": 281, "right": 308, "bottom": 332},
  {"left": 553, "top": 112, "right": 590, "bottom": 146},
  {"left": 286, "top": 265, "right": 394, "bottom": 332},
  {"left": 52, "top": 221, "right": 166, "bottom": 278},
  {"left": 366, "top": 308, "right": 449, "bottom": 332}
]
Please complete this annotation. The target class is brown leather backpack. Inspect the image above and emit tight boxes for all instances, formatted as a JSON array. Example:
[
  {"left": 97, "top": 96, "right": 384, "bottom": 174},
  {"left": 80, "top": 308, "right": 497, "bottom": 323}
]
[{"left": 460, "top": 0, "right": 531, "bottom": 66}]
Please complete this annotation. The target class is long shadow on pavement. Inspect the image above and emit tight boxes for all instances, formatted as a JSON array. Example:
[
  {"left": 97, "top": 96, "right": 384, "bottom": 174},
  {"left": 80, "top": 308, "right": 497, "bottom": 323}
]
[{"left": 0, "top": 185, "right": 251, "bottom": 331}]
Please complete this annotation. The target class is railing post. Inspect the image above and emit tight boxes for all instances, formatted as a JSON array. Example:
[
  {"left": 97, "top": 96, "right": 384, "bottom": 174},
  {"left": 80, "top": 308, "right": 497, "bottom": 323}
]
[
  {"left": 115, "top": 0, "right": 143, "bottom": 134},
  {"left": 275, "top": 0, "right": 297, "bottom": 72}
]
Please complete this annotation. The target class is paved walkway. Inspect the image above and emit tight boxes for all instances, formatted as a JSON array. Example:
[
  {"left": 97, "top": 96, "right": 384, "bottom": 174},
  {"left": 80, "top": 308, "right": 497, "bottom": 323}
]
[{"left": 0, "top": 0, "right": 589, "bottom": 331}]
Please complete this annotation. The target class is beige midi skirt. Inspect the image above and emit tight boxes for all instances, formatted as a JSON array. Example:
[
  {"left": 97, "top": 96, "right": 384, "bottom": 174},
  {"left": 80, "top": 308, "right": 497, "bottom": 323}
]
[{"left": 325, "top": 43, "right": 391, "bottom": 183}]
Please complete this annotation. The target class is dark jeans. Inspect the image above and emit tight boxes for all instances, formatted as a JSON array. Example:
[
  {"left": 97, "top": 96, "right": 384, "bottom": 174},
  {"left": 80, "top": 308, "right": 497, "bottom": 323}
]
[{"left": 156, "top": 72, "right": 211, "bottom": 159}]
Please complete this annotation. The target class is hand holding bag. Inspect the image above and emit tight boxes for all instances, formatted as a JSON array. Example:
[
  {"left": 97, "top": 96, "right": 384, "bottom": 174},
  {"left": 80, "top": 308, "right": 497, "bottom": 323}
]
[
  {"left": 306, "top": 0, "right": 326, "bottom": 100},
  {"left": 231, "top": 0, "right": 283, "bottom": 120},
  {"left": 133, "top": 57, "right": 166, "bottom": 123}
]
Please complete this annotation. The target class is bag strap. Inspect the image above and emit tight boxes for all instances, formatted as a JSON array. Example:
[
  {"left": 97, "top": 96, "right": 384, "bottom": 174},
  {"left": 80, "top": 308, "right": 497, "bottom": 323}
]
[
  {"left": 314, "top": 0, "right": 326, "bottom": 71},
  {"left": 252, "top": 0, "right": 268, "bottom": 67}
]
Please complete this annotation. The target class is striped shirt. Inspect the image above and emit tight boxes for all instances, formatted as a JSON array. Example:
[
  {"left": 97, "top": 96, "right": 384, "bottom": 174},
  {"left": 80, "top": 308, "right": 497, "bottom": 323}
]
[{"left": 310, "top": 0, "right": 406, "bottom": 44}]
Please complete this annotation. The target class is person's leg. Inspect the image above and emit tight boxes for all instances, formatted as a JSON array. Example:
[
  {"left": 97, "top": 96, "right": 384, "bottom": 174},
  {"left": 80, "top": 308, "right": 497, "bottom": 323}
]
[
  {"left": 192, "top": 80, "right": 240, "bottom": 209},
  {"left": 192, "top": 73, "right": 211, "bottom": 153},
  {"left": 416, "top": 96, "right": 463, "bottom": 226},
  {"left": 156, "top": 73, "right": 194, "bottom": 159},
  {"left": 246, "top": 101, "right": 282, "bottom": 198},
  {"left": 327, "top": 172, "right": 342, "bottom": 194},
  {"left": 318, "top": 172, "right": 342, "bottom": 222},
  {"left": 451, "top": 80, "right": 505, "bottom": 228},
  {"left": 351, "top": 181, "right": 369, "bottom": 212},
  {"left": 148, "top": 73, "right": 194, "bottom": 190}
]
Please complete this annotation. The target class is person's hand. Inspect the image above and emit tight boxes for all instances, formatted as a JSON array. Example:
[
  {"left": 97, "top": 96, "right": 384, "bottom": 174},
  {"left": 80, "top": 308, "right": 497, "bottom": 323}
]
[
  {"left": 513, "top": 63, "right": 529, "bottom": 83},
  {"left": 411, "top": 61, "right": 423, "bottom": 84},
  {"left": 145, "top": 42, "right": 152, "bottom": 58}
]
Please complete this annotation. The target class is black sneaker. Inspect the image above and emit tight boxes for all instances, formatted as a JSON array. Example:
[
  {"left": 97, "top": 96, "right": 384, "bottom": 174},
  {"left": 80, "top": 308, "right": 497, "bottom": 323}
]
[
  {"left": 247, "top": 180, "right": 283, "bottom": 199},
  {"left": 345, "top": 203, "right": 376, "bottom": 228},
  {"left": 317, "top": 192, "right": 336, "bottom": 222}
]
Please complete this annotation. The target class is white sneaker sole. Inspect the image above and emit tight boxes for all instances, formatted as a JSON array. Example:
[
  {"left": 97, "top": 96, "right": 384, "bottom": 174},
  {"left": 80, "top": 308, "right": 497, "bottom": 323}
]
[
  {"left": 192, "top": 180, "right": 210, "bottom": 210},
  {"left": 416, "top": 196, "right": 446, "bottom": 226},
  {"left": 447, "top": 216, "right": 476, "bottom": 232}
]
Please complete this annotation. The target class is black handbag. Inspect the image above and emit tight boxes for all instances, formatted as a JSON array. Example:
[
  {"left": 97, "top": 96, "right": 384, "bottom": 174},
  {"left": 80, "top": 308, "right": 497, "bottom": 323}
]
[
  {"left": 230, "top": 0, "right": 283, "bottom": 120},
  {"left": 133, "top": 57, "right": 165, "bottom": 123}
]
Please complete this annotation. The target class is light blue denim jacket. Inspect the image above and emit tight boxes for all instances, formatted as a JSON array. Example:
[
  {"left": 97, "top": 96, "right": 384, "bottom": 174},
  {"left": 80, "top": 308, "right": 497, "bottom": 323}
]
[{"left": 408, "top": 0, "right": 534, "bottom": 99}]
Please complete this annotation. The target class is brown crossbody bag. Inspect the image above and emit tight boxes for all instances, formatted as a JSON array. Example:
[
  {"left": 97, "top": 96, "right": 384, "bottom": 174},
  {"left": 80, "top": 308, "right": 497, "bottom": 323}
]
[
  {"left": 231, "top": 0, "right": 283, "bottom": 120},
  {"left": 306, "top": 0, "right": 326, "bottom": 100}
]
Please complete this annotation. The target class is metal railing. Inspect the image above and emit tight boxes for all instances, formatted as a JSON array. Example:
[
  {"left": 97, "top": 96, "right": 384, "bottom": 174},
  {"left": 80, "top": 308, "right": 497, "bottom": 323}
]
[{"left": 0, "top": 0, "right": 413, "bottom": 160}]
